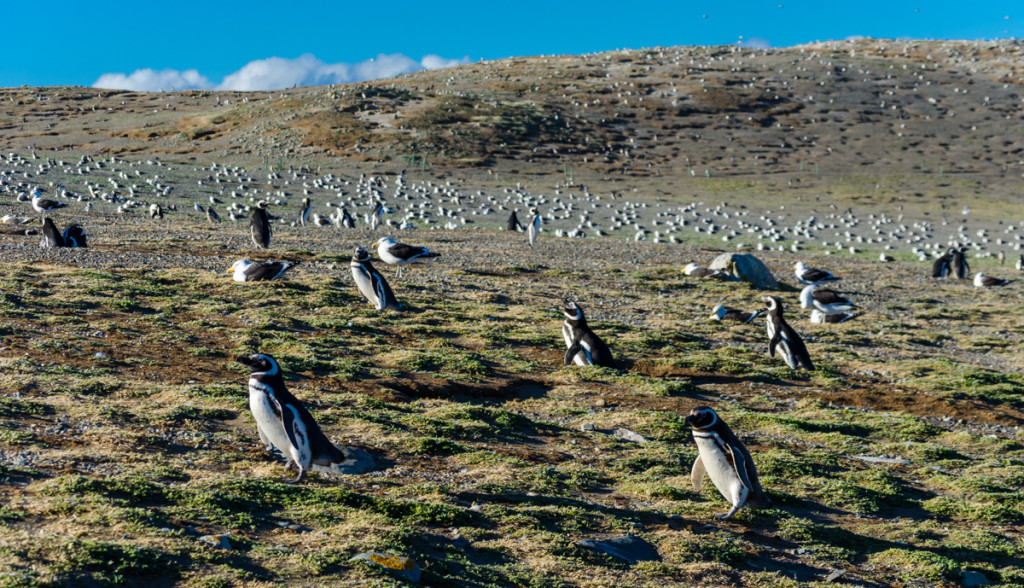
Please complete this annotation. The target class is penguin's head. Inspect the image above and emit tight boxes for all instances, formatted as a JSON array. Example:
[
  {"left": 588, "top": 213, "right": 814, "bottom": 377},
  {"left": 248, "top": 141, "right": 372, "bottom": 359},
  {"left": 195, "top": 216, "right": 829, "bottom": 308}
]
[
  {"left": 353, "top": 247, "right": 370, "bottom": 262},
  {"left": 685, "top": 406, "right": 718, "bottom": 429},
  {"left": 761, "top": 295, "right": 781, "bottom": 313},
  {"left": 561, "top": 300, "right": 583, "bottom": 321},
  {"left": 236, "top": 353, "right": 280, "bottom": 376}
]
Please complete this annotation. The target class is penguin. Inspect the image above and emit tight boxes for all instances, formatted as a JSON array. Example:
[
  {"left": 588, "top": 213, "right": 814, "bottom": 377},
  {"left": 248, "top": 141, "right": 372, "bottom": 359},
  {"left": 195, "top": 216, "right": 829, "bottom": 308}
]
[
  {"left": 931, "top": 249, "right": 953, "bottom": 278},
  {"left": 236, "top": 353, "right": 350, "bottom": 484},
  {"left": 372, "top": 236, "right": 439, "bottom": 278},
  {"left": 340, "top": 206, "right": 355, "bottom": 229},
  {"left": 973, "top": 272, "right": 1013, "bottom": 288},
  {"left": 793, "top": 261, "right": 839, "bottom": 284},
  {"left": 368, "top": 201, "right": 383, "bottom": 230},
  {"left": 1017, "top": 254, "right": 1024, "bottom": 272},
  {"left": 298, "top": 198, "right": 311, "bottom": 226},
  {"left": 686, "top": 406, "right": 773, "bottom": 520},
  {"left": 507, "top": 210, "right": 525, "bottom": 232},
  {"left": 40, "top": 217, "right": 64, "bottom": 248},
  {"left": 799, "top": 283, "right": 855, "bottom": 315},
  {"left": 229, "top": 259, "right": 299, "bottom": 282},
  {"left": 561, "top": 300, "right": 618, "bottom": 368},
  {"left": 709, "top": 304, "right": 760, "bottom": 323},
  {"left": 761, "top": 296, "right": 814, "bottom": 370},
  {"left": 527, "top": 207, "right": 541, "bottom": 246},
  {"left": 350, "top": 247, "right": 401, "bottom": 311},
  {"left": 207, "top": 206, "right": 221, "bottom": 223},
  {"left": 150, "top": 203, "right": 163, "bottom": 219},
  {"left": 62, "top": 224, "right": 87, "bottom": 248},
  {"left": 251, "top": 201, "right": 271, "bottom": 249},
  {"left": 951, "top": 247, "right": 970, "bottom": 279}
]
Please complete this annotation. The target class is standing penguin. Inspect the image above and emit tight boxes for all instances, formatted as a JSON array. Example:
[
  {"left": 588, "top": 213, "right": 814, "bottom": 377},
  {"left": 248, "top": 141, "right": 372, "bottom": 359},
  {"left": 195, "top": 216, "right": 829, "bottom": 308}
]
[
  {"left": 932, "top": 248, "right": 953, "bottom": 278},
  {"left": 561, "top": 300, "right": 618, "bottom": 368},
  {"left": 350, "top": 246, "right": 401, "bottom": 311},
  {"left": 368, "top": 201, "right": 383, "bottom": 230},
  {"left": 951, "top": 247, "right": 970, "bottom": 279},
  {"left": 340, "top": 206, "right": 355, "bottom": 229},
  {"left": 40, "top": 217, "right": 64, "bottom": 248},
  {"left": 761, "top": 296, "right": 814, "bottom": 370},
  {"left": 507, "top": 210, "right": 525, "bottom": 232},
  {"left": 298, "top": 198, "right": 311, "bottom": 226},
  {"left": 686, "top": 406, "right": 773, "bottom": 519},
  {"left": 527, "top": 207, "right": 541, "bottom": 246},
  {"left": 251, "top": 201, "right": 271, "bottom": 249},
  {"left": 1017, "top": 254, "right": 1024, "bottom": 272},
  {"left": 237, "top": 353, "right": 352, "bottom": 484}
]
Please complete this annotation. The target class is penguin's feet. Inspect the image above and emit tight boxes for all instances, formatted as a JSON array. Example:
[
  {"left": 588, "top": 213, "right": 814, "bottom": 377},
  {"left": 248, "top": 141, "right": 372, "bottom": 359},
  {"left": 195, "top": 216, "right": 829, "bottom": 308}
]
[
  {"left": 283, "top": 468, "right": 306, "bottom": 485},
  {"left": 714, "top": 506, "right": 740, "bottom": 520}
]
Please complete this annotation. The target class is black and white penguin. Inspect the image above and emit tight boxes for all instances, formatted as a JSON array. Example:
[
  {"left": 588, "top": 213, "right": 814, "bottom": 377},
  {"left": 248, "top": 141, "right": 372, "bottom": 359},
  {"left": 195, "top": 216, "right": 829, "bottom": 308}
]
[
  {"left": 793, "top": 261, "right": 839, "bottom": 284},
  {"left": 40, "top": 217, "right": 64, "bottom": 248},
  {"left": 298, "top": 198, "right": 311, "bottom": 226},
  {"left": 810, "top": 309, "right": 857, "bottom": 324},
  {"left": 31, "top": 191, "right": 65, "bottom": 214},
  {"left": 709, "top": 304, "right": 761, "bottom": 324},
  {"left": 761, "top": 296, "right": 814, "bottom": 370},
  {"left": 62, "top": 224, "right": 87, "bottom": 248},
  {"left": 368, "top": 201, "right": 383, "bottom": 230},
  {"left": 373, "top": 236, "right": 439, "bottom": 277},
  {"left": 799, "top": 283, "right": 856, "bottom": 315},
  {"left": 207, "top": 206, "right": 221, "bottom": 223},
  {"left": 340, "top": 206, "right": 355, "bottom": 229},
  {"left": 1017, "top": 254, "right": 1024, "bottom": 272},
  {"left": 951, "top": 247, "right": 970, "bottom": 279},
  {"left": 506, "top": 210, "right": 525, "bottom": 232},
  {"left": 684, "top": 263, "right": 723, "bottom": 278},
  {"left": 561, "top": 300, "right": 618, "bottom": 368},
  {"left": 527, "top": 207, "right": 541, "bottom": 246},
  {"left": 973, "top": 272, "right": 1013, "bottom": 288},
  {"left": 150, "top": 203, "right": 163, "bottom": 219},
  {"left": 686, "top": 406, "right": 773, "bottom": 520},
  {"left": 932, "top": 249, "right": 953, "bottom": 278},
  {"left": 229, "top": 259, "right": 298, "bottom": 282},
  {"left": 250, "top": 202, "right": 272, "bottom": 249},
  {"left": 236, "top": 353, "right": 350, "bottom": 484},
  {"left": 351, "top": 247, "right": 401, "bottom": 311}
]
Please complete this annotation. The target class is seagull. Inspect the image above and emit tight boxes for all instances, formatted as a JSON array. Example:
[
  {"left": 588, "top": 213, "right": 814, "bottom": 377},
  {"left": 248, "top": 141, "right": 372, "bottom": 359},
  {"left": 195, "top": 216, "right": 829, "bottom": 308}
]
[
  {"left": 229, "top": 260, "right": 299, "bottom": 282},
  {"left": 684, "top": 262, "right": 723, "bottom": 278},
  {"left": 709, "top": 304, "right": 761, "bottom": 323},
  {"left": 799, "top": 283, "right": 856, "bottom": 315},
  {"left": 794, "top": 261, "right": 839, "bottom": 284},
  {"left": 973, "top": 272, "right": 1013, "bottom": 288},
  {"left": 32, "top": 192, "right": 65, "bottom": 214},
  {"left": 373, "top": 236, "right": 440, "bottom": 277}
]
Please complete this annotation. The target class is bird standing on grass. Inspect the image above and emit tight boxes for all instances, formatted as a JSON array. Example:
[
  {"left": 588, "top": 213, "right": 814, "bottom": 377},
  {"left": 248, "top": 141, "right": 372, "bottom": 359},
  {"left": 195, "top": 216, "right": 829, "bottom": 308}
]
[
  {"left": 237, "top": 353, "right": 352, "bottom": 484},
  {"left": 561, "top": 300, "right": 618, "bottom": 368},
  {"left": 251, "top": 201, "right": 271, "bottom": 249},
  {"left": 794, "top": 261, "right": 838, "bottom": 284},
  {"left": 528, "top": 207, "right": 541, "bottom": 246},
  {"left": 351, "top": 247, "right": 401, "bottom": 311},
  {"left": 762, "top": 296, "right": 814, "bottom": 370},
  {"left": 686, "top": 406, "right": 773, "bottom": 520},
  {"left": 373, "top": 236, "right": 439, "bottom": 278}
]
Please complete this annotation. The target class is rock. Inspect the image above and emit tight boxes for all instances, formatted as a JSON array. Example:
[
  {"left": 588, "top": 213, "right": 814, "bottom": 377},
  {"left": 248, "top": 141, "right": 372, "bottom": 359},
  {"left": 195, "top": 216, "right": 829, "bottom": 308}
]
[
  {"left": 961, "top": 571, "right": 990, "bottom": 587},
  {"left": 311, "top": 446, "right": 374, "bottom": 475},
  {"left": 349, "top": 552, "right": 421, "bottom": 583},
  {"left": 577, "top": 534, "right": 660, "bottom": 564},
  {"left": 708, "top": 253, "right": 779, "bottom": 290},
  {"left": 612, "top": 428, "right": 648, "bottom": 443},
  {"left": 199, "top": 534, "right": 232, "bottom": 550},
  {"left": 595, "top": 398, "right": 607, "bottom": 408},
  {"left": 580, "top": 423, "right": 596, "bottom": 432},
  {"left": 848, "top": 454, "right": 912, "bottom": 465},
  {"left": 825, "top": 569, "right": 846, "bottom": 583}
]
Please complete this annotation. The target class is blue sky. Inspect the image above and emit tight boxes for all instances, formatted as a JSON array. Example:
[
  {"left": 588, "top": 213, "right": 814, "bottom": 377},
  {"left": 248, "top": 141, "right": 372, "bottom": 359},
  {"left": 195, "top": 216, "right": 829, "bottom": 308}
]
[{"left": 3, "top": 0, "right": 1021, "bottom": 90}]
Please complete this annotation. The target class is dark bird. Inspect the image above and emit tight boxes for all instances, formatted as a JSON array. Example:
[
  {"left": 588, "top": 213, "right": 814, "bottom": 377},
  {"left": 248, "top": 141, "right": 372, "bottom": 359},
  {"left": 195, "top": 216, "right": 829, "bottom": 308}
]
[
  {"left": 710, "top": 304, "right": 761, "bottom": 323},
  {"left": 237, "top": 353, "right": 351, "bottom": 483},
  {"left": 373, "top": 236, "right": 439, "bottom": 277},
  {"left": 684, "top": 263, "right": 723, "bottom": 278},
  {"left": 150, "top": 203, "right": 163, "bottom": 219},
  {"left": 932, "top": 248, "right": 953, "bottom": 278},
  {"left": 298, "top": 198, "right": 311, "bottom": 226},
  {"left": 794, "top": 261, "right": 839, "bottom": 284},
  {"left": 507, "top": 210, "right": 525, "bottom": 232},
  {"left": 973, "top": 272, "right": 1013, "bottom": 288},
  {"left": 251, "top": 201, "right": 272, "bottom": 249},
  {"left": 561, "top": 300, "right": 618, "bottom": 368},
  {"left": 339, "top": 206, "right": 355, "bottom": 229},
  {"left": 229, "top": 260, "right": 299, "bottom": 282},
  {"left": 350, "top": 247, "right": 401, "bottom": 311},
  {"left": 686, "top": 406, "right": 773, "bottom": 519},
  {"left": 762, "top": 296, "right": 814, "bottom": 370},
  {"left": 207, "top": 206, "right": 221, "bottom": 223},
  {"left": 31, "top": 191, "right": 65, "bottom": 214},
  {"left": 799, "top": 283, "right": 856, "bottom": 315},
  {"left": 528, "top": 207, "right": 541, "bottom": 246},
  {"left": 951, "top": 247, "right": 970, "bottom": 279},
  {"left": 40, "top": 217, "right": 86, "bottom": 248}
]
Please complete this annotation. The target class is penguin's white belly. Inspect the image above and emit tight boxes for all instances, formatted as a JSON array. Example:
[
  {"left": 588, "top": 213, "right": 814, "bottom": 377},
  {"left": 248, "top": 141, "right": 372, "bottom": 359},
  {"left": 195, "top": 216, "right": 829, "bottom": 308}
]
[
  {"left": 563, "top": 324, "right": 592, "bottom": 366},
  {"left": 351, "top": 266, "right": 379, "bottom": 308},
  {"left": 694, "top": 435, "right": 748, "bottom": 507},
  {"left": 249, "top": 383, "right": 299, "bottom": 461}
]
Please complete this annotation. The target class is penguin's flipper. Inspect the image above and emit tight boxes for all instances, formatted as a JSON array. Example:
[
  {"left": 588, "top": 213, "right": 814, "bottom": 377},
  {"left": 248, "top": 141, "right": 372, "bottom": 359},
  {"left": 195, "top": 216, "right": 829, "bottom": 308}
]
[
  {"left": 728, "top": 445, "right": 755, "bottom": 493},
  {"left": 768, "top": 332, "right": 782, "bottom": 357},
  {"left": 256, "top": 424, "right": 273, "bottom": 451},
  {"left": 564, "top": 342, "right": 582, "bottom": 365},
  {"left": 280, "top": 404, "right": 313, "bottom": 472},
  {"left": 690, "top": 455, "right": 707, "bottom": 491},
  {"left": 372, "top": 274, "right": 391, "bottom": 311}
]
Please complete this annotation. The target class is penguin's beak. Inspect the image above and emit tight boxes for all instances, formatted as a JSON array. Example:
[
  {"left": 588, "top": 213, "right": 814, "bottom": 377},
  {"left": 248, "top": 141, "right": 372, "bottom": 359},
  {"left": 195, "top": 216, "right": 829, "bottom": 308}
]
[{"left": 235, "top": 355, "right": 256, "bottom": 368}]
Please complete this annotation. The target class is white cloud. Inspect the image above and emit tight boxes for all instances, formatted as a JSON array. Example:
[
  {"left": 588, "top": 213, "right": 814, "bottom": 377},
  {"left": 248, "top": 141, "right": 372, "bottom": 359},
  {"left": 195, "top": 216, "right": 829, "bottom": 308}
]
[
  {"left": 93, "top": 68, "right": 214, "bottom": 92},
  {"left": 91, "top": 53, "right": 472, "bottom": 92}
]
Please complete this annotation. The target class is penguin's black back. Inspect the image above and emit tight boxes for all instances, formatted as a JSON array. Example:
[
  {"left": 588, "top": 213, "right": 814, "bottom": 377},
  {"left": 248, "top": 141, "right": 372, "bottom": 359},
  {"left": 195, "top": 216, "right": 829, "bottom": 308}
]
[{"left": 252, "top": 371, "right": 344, "bottom": 463}]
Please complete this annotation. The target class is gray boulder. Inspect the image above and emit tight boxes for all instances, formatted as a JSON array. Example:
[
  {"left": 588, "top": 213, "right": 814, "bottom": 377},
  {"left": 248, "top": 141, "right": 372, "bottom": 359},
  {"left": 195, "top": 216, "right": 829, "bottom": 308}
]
[{"left": 709, "top": 253, "right": 779, "bottom": 290}]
